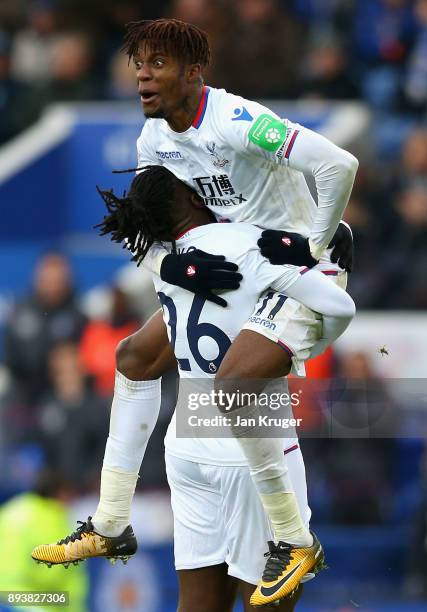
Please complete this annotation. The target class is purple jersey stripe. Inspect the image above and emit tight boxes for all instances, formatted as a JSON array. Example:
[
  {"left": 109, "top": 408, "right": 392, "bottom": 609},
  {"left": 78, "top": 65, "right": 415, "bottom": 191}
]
[
  {"left": 284, "top": 129, "right": 299, "bottom": 159},
  {"left": 277, "top": 340, "right": 294, "bottom": 357}
]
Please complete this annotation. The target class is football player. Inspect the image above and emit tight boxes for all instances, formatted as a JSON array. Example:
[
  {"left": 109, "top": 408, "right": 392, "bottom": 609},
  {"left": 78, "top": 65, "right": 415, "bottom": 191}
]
[{"left": 33, "top": 166, "right": 354, "bottom": 608}]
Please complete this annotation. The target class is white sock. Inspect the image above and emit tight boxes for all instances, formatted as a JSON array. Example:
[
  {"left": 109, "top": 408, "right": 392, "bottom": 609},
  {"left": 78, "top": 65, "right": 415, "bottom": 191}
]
[
  {"left": 92, "top": 467, "right": 139, "bottom": 537},
  {"left": 92, "top": 372, "right": 161, "bottom": 536},
  {"left": 260, "top": 491, "right": 312, "bottom": 547},
  {"left": 230, "top": 403, "right": 312, "bottom": 547}
]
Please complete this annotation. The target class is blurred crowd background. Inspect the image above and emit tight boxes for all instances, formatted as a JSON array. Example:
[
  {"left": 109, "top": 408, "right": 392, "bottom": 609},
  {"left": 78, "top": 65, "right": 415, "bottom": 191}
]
[{"left": 0, "top": 0, "right": 427, "bottom": 610}]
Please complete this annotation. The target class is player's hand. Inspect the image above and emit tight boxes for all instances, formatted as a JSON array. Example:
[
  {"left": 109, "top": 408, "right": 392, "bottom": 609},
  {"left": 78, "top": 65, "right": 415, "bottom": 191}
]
[
  {"left": 328, "top": 221, "right": 353, "bottom": 273},
  {"left": 160, "top": 250, "right": 243, "bottom": 307},
  {"left": 258, "top": 230, "right": 318, "bottom": 267}
]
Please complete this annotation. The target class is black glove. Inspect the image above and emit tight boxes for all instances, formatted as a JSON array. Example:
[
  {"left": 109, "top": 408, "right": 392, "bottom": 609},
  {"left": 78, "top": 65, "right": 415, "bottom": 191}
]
[
  {"left": 160, "top": 250, "right": 242, "bottom": 307},
  {"left": 328, "top": 221, "right": 353, "bottom": 273},
  {"left": 258, "top": 230, "right": 318, "bottom": 267}
]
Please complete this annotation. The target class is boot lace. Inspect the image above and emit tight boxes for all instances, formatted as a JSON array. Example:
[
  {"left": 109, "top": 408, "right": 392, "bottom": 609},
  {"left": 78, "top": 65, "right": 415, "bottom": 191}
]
[
  {"left": 57, "top": 517, "right": 94, "bottom": 545},
  {"left": 262, "top": 541, "right": 293, "bottom": 581}
]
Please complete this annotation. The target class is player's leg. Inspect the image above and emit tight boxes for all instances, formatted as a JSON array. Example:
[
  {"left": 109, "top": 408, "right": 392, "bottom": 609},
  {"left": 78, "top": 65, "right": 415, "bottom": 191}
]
[
  {"left": 218, "top": 329, "right": 293, "bottom": 379},
  {"left": 220, "top": 450, "right": 316, "bottom": 609},
  {"left": 32, "top": 309, "right": 176, "bottom": 566},
  {"left": 91, "top": 309, "right": 176, "bottom": 534},
  {"left": 215, "top": 289, "right": 335, "bottom": 604},
  {"left": 178, "top": 565, "right": 239, "bottom": 612},
  {"left": 249, "top": 448, "right": 325, "bottom": 607},
  {"left": 216, "top": 333, "right": 312, "bottom": 552},
  {"left": 240, "top": 582, "right": 303, "bottom": 611},
  {"left": 166, "top": 454, "right": 239, "bottom": 611}
]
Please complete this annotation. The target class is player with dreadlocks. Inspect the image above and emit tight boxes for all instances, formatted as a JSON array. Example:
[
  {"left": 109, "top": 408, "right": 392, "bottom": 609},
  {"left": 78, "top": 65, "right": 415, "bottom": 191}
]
[
  {"left": 43, "top": 164, "right": 351, "bottom": 610},
  {"left": 96, "top": 171, "right": 183, "bottom": 263},
  {"left": 33, "top": 164, "right": 354, "bottom": 611},
  {"left": 32, "top": 19, "right": 357, "bottom": 607}
]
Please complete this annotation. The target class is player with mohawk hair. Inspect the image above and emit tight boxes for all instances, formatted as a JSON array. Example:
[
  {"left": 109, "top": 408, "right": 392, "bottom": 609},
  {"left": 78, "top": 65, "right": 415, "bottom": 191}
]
[{"left": 32, "top": 18, "right": 357, "bottom": 607}]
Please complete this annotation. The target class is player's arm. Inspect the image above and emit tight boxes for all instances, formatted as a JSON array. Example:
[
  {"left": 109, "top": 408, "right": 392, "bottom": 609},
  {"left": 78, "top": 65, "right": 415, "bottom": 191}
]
[
  {"left": 136, "top": 128, "right": 242, "bottom": 306},
  {"left": 282, "top": 123, "right": 358, "bottom": 260},
  {"left": 232, "top": 229, "right": 353, "bottom": 319},
  {"left": 269, "top": 259, "right": 356, "bottom": 356},
  {"left": 237, "top": 242, "right": 355, "bottom": 355},
  {"left": 221, "top": 98, "right": 358, "bottom": 264}
]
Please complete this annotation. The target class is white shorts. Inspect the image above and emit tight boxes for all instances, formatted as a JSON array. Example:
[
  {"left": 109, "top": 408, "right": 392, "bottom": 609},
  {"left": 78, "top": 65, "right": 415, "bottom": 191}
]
[
  {"left": 243, "top": 269, "right": 348, "bottom": 376},
  {"left": 165, "top": 445, "right": 311, "bottom": 585}
]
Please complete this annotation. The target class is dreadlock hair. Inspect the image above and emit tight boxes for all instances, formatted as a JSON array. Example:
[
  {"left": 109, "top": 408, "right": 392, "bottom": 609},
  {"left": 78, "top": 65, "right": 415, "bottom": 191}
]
[
  {"left": 96, "top": 166, "right": 179, "bottom": 266},
  {"left": 123, "top": 18, "right": 210, "bottom": 68}
]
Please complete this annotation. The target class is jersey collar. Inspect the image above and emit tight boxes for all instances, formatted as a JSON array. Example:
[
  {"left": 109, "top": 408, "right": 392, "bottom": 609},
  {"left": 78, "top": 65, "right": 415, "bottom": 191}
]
[
  {"left": 191, "top": 86, "right": 210, "bottom": 129},
  {"left": 175, "top": 224, "right": 201, "bottom": 240}
]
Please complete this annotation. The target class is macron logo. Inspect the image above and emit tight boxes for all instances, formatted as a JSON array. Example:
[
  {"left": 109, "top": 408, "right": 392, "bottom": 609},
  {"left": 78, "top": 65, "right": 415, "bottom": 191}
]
[
  {"left": 282, "top": 237, "right": 292, "bottom": 247},
  {"left": 232, "top": 106, "right": 253, "bottom": 122},
  {"left": 156, "top": 150, "right": 183, "bottom": 160}
]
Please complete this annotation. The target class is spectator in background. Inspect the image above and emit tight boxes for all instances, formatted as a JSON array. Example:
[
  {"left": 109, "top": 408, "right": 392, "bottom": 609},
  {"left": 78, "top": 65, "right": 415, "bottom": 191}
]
[
  {"left": 351, "top": 0, "right": 419, "bottom": 111},
  {"left": 291, "top": 0, "right": 354, "bottom": 36},
  {"left": 10, "top": 0, "right": 59, "bottom": 84},
  {"left": 4, "top": 253, "right": 86, "bottom": 401},
  {"left": 380, "top": 127, "right": 427, "bottom": 199},
  {"left": 225, "top": 0, "right": 305, "bottom": 98},
  {"left": 171, "top": 0, "right": 233, "bottom": 87},
  {"left": 401, "top": 128, "right": 427, "bottom": 184},
  {"left": 301, "top": 32, "right": 360, "bottom": 100},
  {"left": 0, "top": 468, "right": 88, "bottom": 611},
  {"left": 344, "top": 195, "right": 387, "bottom": 308},
  {"left": 37, "top": 342, "right": 109, "bottom": 490},
  {"left": 319, "top": 351, "right": 397, "bottom": 524},
  {"left": 404, "top": 0, "right": 427, "bottom": 109},
  {"left": 381, "top": 181, "right": 427, "bottom": 308},
  {"left": 176, "top": 0, "right": 305, "bottom": 98},
  {"left": 80, "top": 287, "right": 139, "bottom": 396},
  {"left": 35, "top": 31, "right": 102, "bottom": 103},
  {"left": 106, "top": 48, "right": 138, "bottom": 100},
  {"left": 100, "top": 1, "right": 145, "bottom": 62},
  {"left": 0, "top": 30, "right": 41, "bottom": 144}
]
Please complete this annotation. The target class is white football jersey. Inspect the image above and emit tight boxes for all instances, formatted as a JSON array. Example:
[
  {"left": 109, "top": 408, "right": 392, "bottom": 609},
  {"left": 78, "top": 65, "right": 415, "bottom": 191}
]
[
  {"left": 153, "top": 222, "right": 299, "bottom": 465},
  {"left": 138, "top": 86, "right": 314, "bottom": 235},
  {"left": 137, "top": 85, "right": 358, "bottom": 268}
]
